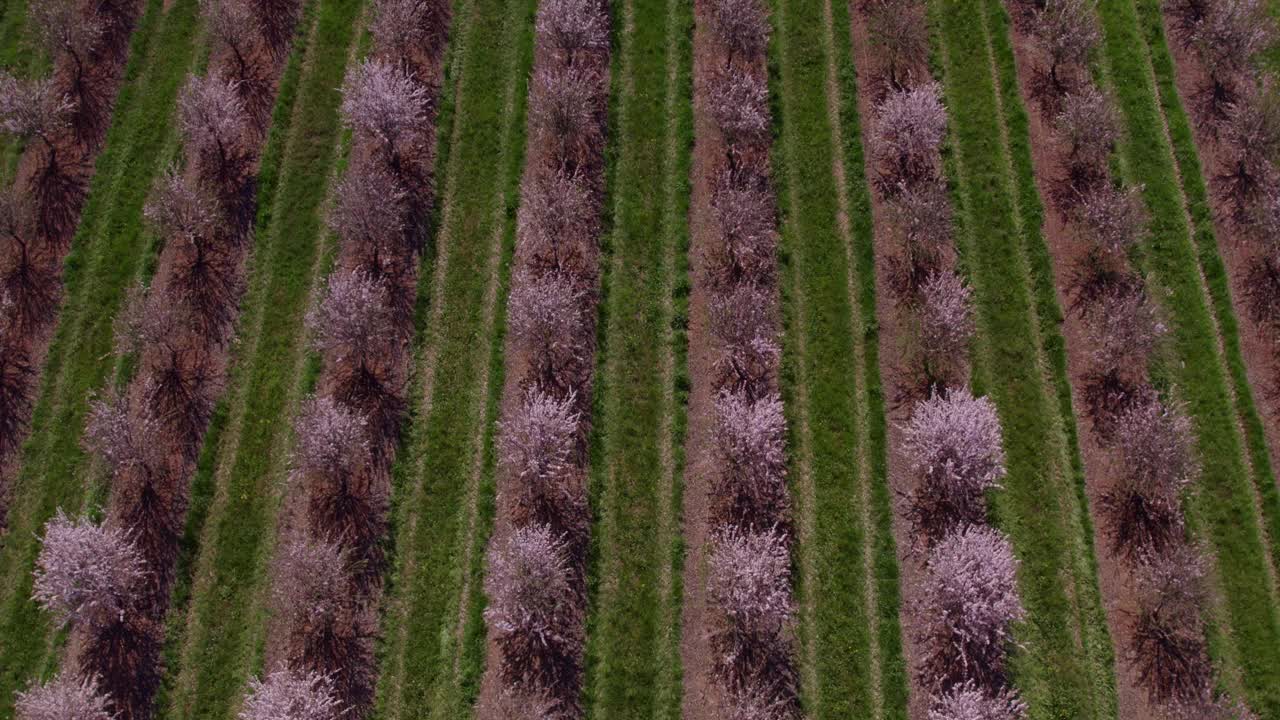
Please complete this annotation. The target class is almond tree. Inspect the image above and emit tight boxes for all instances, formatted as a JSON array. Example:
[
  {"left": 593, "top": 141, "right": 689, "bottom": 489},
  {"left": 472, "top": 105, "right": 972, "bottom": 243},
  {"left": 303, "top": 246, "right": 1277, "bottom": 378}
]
[
  {"left": 15, "top": 673, "right": 113, "bottom": 720},
  {"left": 709, "top": 67, "right": 770, "bottom": 149},
  {"left": 709, "top": 0, "right": 770, "bottom": 66},
  {"left": 32, "top": 511, "right": 145, "bottom": 629},
  {"left": 28, "top": 0, "right": 106, "bottom": 137},
  {"left": 872, "top": 83, "right": 946, "bottom": 190},
  {"left": 0, "top": 183, "right": 62, "bottom": 333},
  {"left": 536, "top": 0, "right": 609, "bottom": 63},
  {"left": 341, "top": 59, "right": 428, "bottom": 168},
  {"left": 1189, "top": 0, "right": 1274, "bottom": 126},
  {"left": 499, "top": 389, "right": 588, "bottom": 550},
  {"left": 178, "top": 74, "right": 250, "bottom": 188},
  {"left": 1029, "top": 0, "right": 1100, "bottom": 103},
  {"left": 82, "top": 389, "right": 165, "bottom": 476},
  {"left": 530, "top": 65, "right": 603, "bottom": 170},
  {"left": 1132, "top": 543, "right": 1211, "bottom": 702},
  {"left": 916, "top": 526, "right": 1025, "bottom": 693},
  {"left": 372, "top": 0, "right": 452, "bottom": 61},
  {"left": 712, "top": 390, "right": 789, "bottom": 529},
  {"left": 240, "top": 670, "right": 342, "bottom": 720},
  {"left": 307, "top": 270, "right": 393, "bottom": 366},
  {"left": 1102, "top": 396, "right": 1195, "bottom": 558},
  {"left": 328, "top": 163, "right": 414, "bottom": 277},
  {"left": 518, "top": 169, "right": 597, "bottom": 274},
  {"left": 707, "top": 527, "right": 794, "bottom": 697},
  {"left": 709, "top": 170, "right": 776, "bottom": 286},
  {"left": 1074, "top": 184, "right": 1146, "bottom": 255},
  {"left": 709, "top": 283, "right": 780, "bottom": 394},
  {"left": 507, "top": 271, "right": 585, "bottom": 388},
  {"left": 901, "top": 389, "right": 1006, "bottom": 540},
  {"left": 918, "top": 270, "right": 974, "bottom": 380},
  {"left": 0, "top": 73, "right": 73, "bottom": 146},
  {"left": 484, "top": 524, "right": 582, "bottom": 699},
  {"left": 1216, "top": 82, "right": 1280, "bottom": 228},
  {"left": 1055, "top": 87, "right": 1120, "bottom": 168},
  {"left": 292, "top": 395, "right": 370, "bottom": 483},
  {"left": 928, "top": 683, "right": 1027, "bottom": 720},
  {"left": 1083, "top": 279, "right": 1165, "bottom": 371}
]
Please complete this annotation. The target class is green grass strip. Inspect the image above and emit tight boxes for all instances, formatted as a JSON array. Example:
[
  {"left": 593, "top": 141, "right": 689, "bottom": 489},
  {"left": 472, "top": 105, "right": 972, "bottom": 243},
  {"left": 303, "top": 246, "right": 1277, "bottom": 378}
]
[
  {"left": 770, "top": 0, "right": 882, "bottom": 716},
  {"left": 1097, "top": 1, "right": 1280, "bottom": 714},
  {"left": 930, "top": 2, "right": 1117, "bottom": 718},
  {"left": 0, "top": 1, "right": 197, "bottom": 711},
  {"left": 581, "top": 0, "right": 689, "bottom": 716},
  {"left": 160, "top": 2, "right": 363, "bottom": 717},
  {"left": 371, "top": 0, "right": 533, "bottom": 713}
]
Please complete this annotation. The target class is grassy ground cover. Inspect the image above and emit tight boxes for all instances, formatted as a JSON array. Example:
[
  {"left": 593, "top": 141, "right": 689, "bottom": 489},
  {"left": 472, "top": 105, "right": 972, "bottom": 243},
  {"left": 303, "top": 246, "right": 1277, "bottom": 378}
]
[
  {"left": 581, "top": 0, "right": 690, "bottom": 717},
  {"left": 929, "top": 2, "right": 1118, "bottom": 718},
  {"left": 159, "top": 3, "right": 365, "bottom": 718},
  {"left": 1096, "top": 1, "right": 1280, "bottom": 714},
  {"left": 370, "top": 0, "right": 534, "bottom": 714},
  {"left": 769, "top": 0, "right": 908, "bottom": 717},
  {"left": 0, "top": 1, "right": 199, "bottom": 710}
]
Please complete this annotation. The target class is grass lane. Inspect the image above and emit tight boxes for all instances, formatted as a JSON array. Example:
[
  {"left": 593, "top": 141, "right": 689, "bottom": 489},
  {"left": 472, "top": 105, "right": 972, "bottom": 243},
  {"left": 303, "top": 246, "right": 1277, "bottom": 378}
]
[
  {"left": 371, "top": 0, "right": 533, "bottom": 713},
  {"left": 930, "top": 2, "right": 1117, "bottom": 718},
  {"left": 1096, "top": 1, "right": 1280, "bottom": 714},
  {"left": 771, "top": 0, "right": 909, "bottom": 715},
  {"left": 0, "top": 1, "right": 198, "bottom": 709},
  {"left": 581, "top": 0, "right": 689, "bottom": 715},
  {"left": 160, "top": 3, "right": 363, "bottom": 718}
]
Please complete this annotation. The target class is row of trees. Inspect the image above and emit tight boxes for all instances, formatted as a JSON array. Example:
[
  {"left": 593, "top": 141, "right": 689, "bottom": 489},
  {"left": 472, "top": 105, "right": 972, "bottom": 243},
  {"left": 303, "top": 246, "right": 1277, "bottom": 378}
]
[
  {"left": 0, "top": 0, "right": 145, "bottom": 526},
  {"left": 482, "top": 0, "right": 609, "bottom": 716},
  {"left": 1014, "top": 2, "right": 1251, "bottom": 718},
  {"left": 239, "top": 1, "right": 450, "bottom": 718},
  {"left": 1166, "top": 0, "right": 1280, "bottom": 447},
  {"left": 860, "top": 3, "right": 1029, "bottom": 719},
  {"left": 700, "top": 1, "right": 800, "bottom": 718},
  {"left": 18, "top": 2, "right": 304, "bottom": 718}
]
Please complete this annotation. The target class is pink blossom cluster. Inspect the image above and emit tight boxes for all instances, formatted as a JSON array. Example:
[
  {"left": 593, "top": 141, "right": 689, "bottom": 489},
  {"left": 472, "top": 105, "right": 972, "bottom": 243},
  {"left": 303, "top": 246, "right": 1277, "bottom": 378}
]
[{"left": 485, "top": 0, "right": 610, "bottom": 715}]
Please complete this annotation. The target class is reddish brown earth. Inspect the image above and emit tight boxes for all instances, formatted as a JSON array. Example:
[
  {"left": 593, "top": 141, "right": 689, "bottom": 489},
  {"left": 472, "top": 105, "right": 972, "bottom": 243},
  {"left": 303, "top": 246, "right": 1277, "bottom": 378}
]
[
  {"left": 1003, "top": 23, "right": 1153, "bottom": 720},
  {"left": 677, "top": 5, "right": 725, "bottom": 718}
]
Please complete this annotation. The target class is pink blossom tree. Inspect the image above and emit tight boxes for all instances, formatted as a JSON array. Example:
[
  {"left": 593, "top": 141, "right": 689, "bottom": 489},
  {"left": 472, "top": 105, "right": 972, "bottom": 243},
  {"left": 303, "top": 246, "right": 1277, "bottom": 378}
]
[
  {"left": 872, "top": 83, "right": 947, "bottom": 190},
  {"left": 178, "top": 74, "right": 249, "bottom": 184},
  {"left": 32, "top": 510, "right": 145, "bottom": 628},
  {"left": 536, "top": 0, "right": 609, "bottom": 62},
  {"left": 327, "top": 164, "right": 410, "bottom": 263},
  {"left": 500, "top": 389, "right": 579, "bottom": 491},
  {"left": 916, "top": 525, "right": 1025, "bottom": 693},
  {"left": 918, "top": 270, "right": 975, "bottom": 374},
  {"left": 707, "top": 527, "right": 794, "bottom": 690},
  {"left": 371, "top": 0, "right": 452, "bottom": 61},
  {"left": 15, "top": 673, "right": 113, "bottom": 720},
  {"left": 83, "top": 388, "right": 164, "bottom": 476},
  {"left": 1103, "top": 396, "right": 1194, "bottom": 558},
  {"left": 709, "top": 284, "right": 780, "bottom": 393},
  {"left": 1189, "top": 0, "right": 1273, "bottom": 125},
  {"left": 709, "top": 68, "right": 770, "bottom": 148},
  {"left": 1074, "top": 184, "right": 1147, "bottom": 255},
  {"left": 306, "top": 270, "right": 392, "bottom": 365},
  {"left": 712, "top": 390, "right": 788, "bottom": 529},
  {"left": 0, "top": 73, "right": 73, "bottom": 145},
  {"left": 518, "top": 169, "right": 597, "bottom": 273},
  {"left": 1055, "top": 86, "right": 1120, "bottom": 168},
  {"left": 709, "top": 0, "right": 770, "bottom": 65},
  {"left": 144, "top": 167, "right": 218, "bottom": 246},
  {"left": 341, "top": 59, "right": 428, "bottom": 163},
  {"left": 709, "top": 171, "right": 776, "bottom": 286},
  {"left": 927, "top": 683, "right": 1027, "bottom": 720},
  {"left": 484, "top": 523, "right": 581, "bottom": 693},
  {"left": 507, "top": 271, "right": 585, "bottom": 387},
  {"left": 272, "top": 536, "right": 348, "bottom": 632},
  {"left": 530, "top": 65, "right": 603, "bottom": 169},
  {"left": 1083, "top": 282, "right": 1165, "bottom": 371},
  {"left": 901, "top": 389, "right": 1005, "bottom": 539},
  {"left": 1132, "top": 543, "right": 1211, "bottom": 702},
  {"left": 292, "top": 395, "right": 370, "bottom": 482},
  {"left": 240, "top": 670, "right": 342, "bottom": 720},
  {"left": 885, "top": 180, "right": 953, "bottom": 251},
  {"left": 1216, "top": 83, "right": 1280, "bottom": 228}
]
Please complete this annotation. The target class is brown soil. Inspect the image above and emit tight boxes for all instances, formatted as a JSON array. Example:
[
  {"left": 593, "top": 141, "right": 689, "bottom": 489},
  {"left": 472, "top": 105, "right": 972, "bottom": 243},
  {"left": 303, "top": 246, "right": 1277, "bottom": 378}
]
[
  {"left": 1157, "top": 16, "right": 1280, "bottom": 496},
  {"left": 0, "top": 0, "right": 145, "bottom": 529},
  {"left": 1003, "top": 26, "right": 1154, "bottom": 720},
  {"left": 677, "top": 5, "right": 725, "bottom": 718}
]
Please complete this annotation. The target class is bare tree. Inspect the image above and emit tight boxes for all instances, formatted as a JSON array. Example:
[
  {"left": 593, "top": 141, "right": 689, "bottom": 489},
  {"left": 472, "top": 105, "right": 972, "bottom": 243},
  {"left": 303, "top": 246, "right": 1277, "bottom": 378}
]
[
  {"left": 33, "top": 511, "right": 145, "bottom": 629},
  {"left": 927, "top": 683, "right": 1027, "bottom": 720},
  {"left": 712, "top": 390, "right": 788, "bottom": 529},
  {"left": 202, "top": 0, "right": 264, "bottom": 82},
  {"left": 1216, "top": 82, "right": 1280, "bottom": 229},
  {"left": 916, "top": 525, "right": 1025, "bottom": 693},
  {"left": 708, "top": 527, "right": 795, "bottom": 696},
  {"left": 536, "top": 0, "right": 609, "bottom": 62},
  {"left": 475, "top": 687, "right": 561, "bottom": 720},
  {"left": 1244, "top": 252, "right": 1280, "bottom": 335},
  {"left": 240, "top": 670, "right": 343, "bottom": 720},
  {"left": 372, "top": 0, "right": 452, "bottom": 62},
  {"left": 709, "top": 0, "right": 770, "bottom": 65},
  {"left": 252, "top": 0, "right": 304, "bottom": 59},
  {"left": 1029, "top": 0, "right": 1100, "bottom": 103},
  {"left": 15, "top": 673, "right": 114, "bottom": 720},
  {"left": 1168, "top": 692, "right": 1259, "bottom": 720},
  {"left": 530, "top": 65, "right": 604, "bottom": 170},
  {"left": 885, "top": 180, "right": 953, "bottom": 251},
  {"left": 872, "top": 83, "right": 947, "bottom": 190},
  {"left": 865, "top": 0, "right": 927, "bottom": 95},
  {"left": 901, "top": 389, "right": 1006, "bottom": 540},
  {"left": 1163, "top": 0, "right": 1210, "bottom": 45},
  {"left": 1189, "top": 0, "right": 1274, "bottom": 127},
  {"left": 1132, "top": 543, "right": 1212, "bottom": 702}
]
